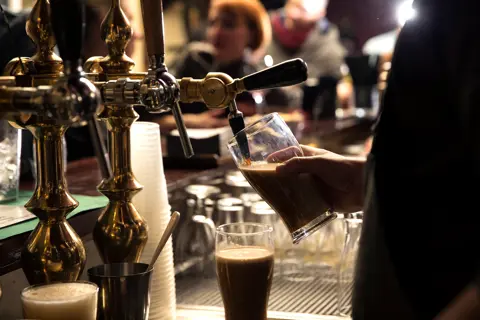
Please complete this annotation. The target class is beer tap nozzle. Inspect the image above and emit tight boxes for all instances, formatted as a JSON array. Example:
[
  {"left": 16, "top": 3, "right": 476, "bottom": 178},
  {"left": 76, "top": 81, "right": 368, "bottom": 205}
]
[
  {"left": 50, "top": 0, "right": 112, "bottom": 178},
  {"left": 140, "top": 0, "right": 194, "bottom": 158},
  {"left": 49, "top": 0, "right": 100, "bottom": 123}
]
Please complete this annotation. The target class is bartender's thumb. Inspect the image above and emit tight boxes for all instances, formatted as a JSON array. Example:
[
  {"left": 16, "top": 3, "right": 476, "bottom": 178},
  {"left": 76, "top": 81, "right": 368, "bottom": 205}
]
[{"left": 276, "top": 156, "right": 351, "bottom": 192}]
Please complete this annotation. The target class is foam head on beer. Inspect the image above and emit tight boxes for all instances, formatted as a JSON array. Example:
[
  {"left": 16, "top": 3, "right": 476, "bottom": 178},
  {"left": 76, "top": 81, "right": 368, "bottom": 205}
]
[{"left": 21, "top": 282, "right": 98, "bottom": 320}]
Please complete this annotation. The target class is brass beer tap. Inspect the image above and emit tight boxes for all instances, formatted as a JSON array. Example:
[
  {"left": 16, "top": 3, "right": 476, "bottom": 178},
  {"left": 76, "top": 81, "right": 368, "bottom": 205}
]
[
  {"left": 0, "top": 0, "right": 100, "bottom": 284},
  {"left": 84, "top": 0, "right": 307, "bottom": 264},
  {"left": 0, "top": 0, "right": 309, "bottom": 283},
  {"left": 83, "top": 0, "right": 149, "bottom": 264}
]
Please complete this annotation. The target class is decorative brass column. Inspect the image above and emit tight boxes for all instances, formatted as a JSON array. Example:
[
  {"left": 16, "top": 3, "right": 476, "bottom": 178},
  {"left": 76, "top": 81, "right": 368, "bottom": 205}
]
[
  {"left": 2, "top": 0, "right": 86, "bottom": 284},
  {"left": 23, "top": 125, "right": 84, "bottom": 284},
  {"left": 81, "top": 0, "right": 308, "bottom": 265},
  {"left": 86, "top": 0, "right": 148, "bottom": 263}
]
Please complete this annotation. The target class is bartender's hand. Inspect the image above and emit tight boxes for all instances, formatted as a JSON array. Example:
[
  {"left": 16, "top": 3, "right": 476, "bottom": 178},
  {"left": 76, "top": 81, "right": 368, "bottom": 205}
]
[{"left": 274, "top": 145, "right": 366, "bottom": 213}]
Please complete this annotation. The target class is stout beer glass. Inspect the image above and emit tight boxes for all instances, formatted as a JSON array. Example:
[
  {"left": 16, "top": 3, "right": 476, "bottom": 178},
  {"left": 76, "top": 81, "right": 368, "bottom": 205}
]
[
  {"left": 216, "top": 223, "right": 274, "bottom": 320},
  {"left": 228, "top": 113, "right": 336, "bottom": 244}
]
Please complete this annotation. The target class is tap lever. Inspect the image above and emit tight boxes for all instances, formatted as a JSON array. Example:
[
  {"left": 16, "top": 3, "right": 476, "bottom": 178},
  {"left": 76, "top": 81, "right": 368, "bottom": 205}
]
[
  {"left": 240, "top": 58, "right": 308, "bottom": 91},
  {"left": 140, "top": 0, "right": 166, "bottom": 66},
  {"left": 172, "top": 102, "right": 194, "bottom": 158},
  {"left": 179, "top": 59, "right": 309, "bottom": 109},
  {"left": 50, "top": 0, "right": 86, "bottom": 74},
  {"left": 49, "top": 0, "right": 99, "bottom": 123},
  {"left": 227, "top": 101, "right": 250, "bottom": 160}
]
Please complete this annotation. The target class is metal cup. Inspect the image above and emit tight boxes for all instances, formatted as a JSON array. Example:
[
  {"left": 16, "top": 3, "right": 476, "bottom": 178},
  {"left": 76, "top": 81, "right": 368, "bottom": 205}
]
[{"left": 87, "top": 263, "right": 153, "bottom": 320}]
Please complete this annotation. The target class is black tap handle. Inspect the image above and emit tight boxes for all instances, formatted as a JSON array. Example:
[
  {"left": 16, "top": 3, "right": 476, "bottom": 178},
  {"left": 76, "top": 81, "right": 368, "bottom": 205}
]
[
  {"left": 241, "top": 58, "right": 308, "bottom": 91},
  {"left": 50, "top": 0, "right": 85, "bottom": 74}
]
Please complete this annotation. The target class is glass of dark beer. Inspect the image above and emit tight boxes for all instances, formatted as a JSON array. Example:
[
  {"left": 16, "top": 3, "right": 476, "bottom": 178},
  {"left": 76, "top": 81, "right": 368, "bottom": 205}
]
[
  {"left": 216, "top": 223, "right": 274, "bottom": 320},
  {"left": 228, "top": 113, "right": 336, "bottom": 244}
]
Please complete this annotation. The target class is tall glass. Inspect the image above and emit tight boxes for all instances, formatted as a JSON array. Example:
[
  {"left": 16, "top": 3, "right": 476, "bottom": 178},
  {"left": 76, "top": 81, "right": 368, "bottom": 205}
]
[
  {"left": 228, "top": 113, "right": 336, "bottom": 244},
  {"left": 337, "top": 217, "right": 363, "bottom": 316},
  {"left": 0, "top": 120, "right": 21, "bottom": 203},
  {"left": 216, "top": 223, "right": 274, "bottom": 320},
  {"left": 21, "top": 281, "right": 98, "bottom": 320}
]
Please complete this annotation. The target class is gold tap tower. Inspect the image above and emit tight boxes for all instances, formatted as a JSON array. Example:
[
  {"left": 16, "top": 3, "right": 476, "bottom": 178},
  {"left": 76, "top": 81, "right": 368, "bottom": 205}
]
[
  {"left": 1, "top": 0, "right": 99, "bottom": 284},
  {"left": 85, "top": 0, "right": 148, "bottom": 263},
  {"left": 0, "top": 0, "right": 308, "bottom": 283}
]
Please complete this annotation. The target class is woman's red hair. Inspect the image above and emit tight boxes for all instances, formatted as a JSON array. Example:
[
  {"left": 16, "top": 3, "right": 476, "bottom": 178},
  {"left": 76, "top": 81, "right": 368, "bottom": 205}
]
[{"left": 210, "top": 0, "right": 272, "bottom": 58}]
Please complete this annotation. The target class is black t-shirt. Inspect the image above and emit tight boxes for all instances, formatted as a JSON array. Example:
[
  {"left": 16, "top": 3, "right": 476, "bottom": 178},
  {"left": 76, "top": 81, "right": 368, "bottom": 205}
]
[
  {"left": 354, "top": 1, "right": 480, "bottom": 319},
  {"left": 1, "top": 9, "right": 36, "bottom": 179}
]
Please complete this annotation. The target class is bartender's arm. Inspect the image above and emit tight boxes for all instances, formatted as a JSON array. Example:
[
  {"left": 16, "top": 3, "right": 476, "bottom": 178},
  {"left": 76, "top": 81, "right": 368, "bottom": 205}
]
[{"left": 282, "top": 145, "right": 480, "bottom": 319}]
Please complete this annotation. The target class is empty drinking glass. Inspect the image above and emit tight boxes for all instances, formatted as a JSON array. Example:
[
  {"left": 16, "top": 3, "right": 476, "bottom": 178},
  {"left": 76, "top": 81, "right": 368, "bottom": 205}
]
[
  {"left": 241, "top": 192, "right": 263, "bottom": 221},
  {"left": 215, "top": 197, "right": 244, "bottom": 226},
  {"left": 0, "top": 120, "right": 21, "bottom": 203},
  {"left": 250, "top": 201, "right": 277, "bottom": 227},
  {"left": 185, "top": 184, "right": 221, "bottom": 219},
  {"left": 337, "top": 217, "right": 363, "bottom": 317},
  {"left": 225, "top": 170, "right": 254, "bottom": 198}
]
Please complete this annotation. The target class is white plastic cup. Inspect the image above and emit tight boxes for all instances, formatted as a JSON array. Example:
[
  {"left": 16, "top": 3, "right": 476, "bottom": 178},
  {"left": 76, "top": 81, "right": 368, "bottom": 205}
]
[{"left": 130, "top": 121, "right": 176, "bottom": 320}]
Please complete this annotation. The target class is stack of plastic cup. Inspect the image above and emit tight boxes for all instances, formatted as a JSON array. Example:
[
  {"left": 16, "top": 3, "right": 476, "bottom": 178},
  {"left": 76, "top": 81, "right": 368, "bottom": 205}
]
[{"left": 130, "top": 122, "right": 176, "bottom": 320}]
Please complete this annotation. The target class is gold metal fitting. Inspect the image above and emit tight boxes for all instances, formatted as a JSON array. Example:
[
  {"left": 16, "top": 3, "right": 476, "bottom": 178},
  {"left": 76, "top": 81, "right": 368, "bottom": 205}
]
[
  {"left": 4, "top": 0, "right": 62, "bottom": 79},
  {"left": 0, "top": 0, "right": 89, "bottom": 285},
  {"left": 179, "top": 72, "right": 246, "bottom": 109},
  {"left": 85, "top": 0, "right": 135, "bottom": 76},
  {"left": 85, "top": 0, "right": 148, "bottom": 263}
]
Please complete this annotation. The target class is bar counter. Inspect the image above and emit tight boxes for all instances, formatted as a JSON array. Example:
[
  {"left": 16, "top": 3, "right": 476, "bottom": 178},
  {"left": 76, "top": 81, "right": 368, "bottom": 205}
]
[
  {"left": 0, "top": 117, "right": 371, "bottom": 319},
  {"left": 0, "top": 157, "right": 209, "bottom": 276}
]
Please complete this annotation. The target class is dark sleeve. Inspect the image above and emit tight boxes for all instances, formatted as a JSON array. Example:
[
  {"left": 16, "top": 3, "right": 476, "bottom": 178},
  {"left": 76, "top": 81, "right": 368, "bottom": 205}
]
[
  {"left": 169, "top": 43, "right": 213, "bottom": 79},
  {"left": 264, "top": 88, "right": 291, "bottom": 107},
  {"left": 135, "top": 106, "right": 160, "bottom": 122},
  {"left": 0, "top": 11, "right": 35, "bottom": 72},
  {"left": 1, "top": 11, "right": 36, "bottom": 179}
]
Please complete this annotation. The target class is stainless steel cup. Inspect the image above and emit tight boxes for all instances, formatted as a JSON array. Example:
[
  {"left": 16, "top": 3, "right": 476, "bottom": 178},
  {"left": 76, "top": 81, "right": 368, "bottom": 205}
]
[{"left": 87, "top": 263, "right": 153, "bottom": 320}]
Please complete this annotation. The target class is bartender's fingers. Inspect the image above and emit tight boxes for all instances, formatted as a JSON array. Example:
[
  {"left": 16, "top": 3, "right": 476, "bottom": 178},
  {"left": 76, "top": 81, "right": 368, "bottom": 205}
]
[
  {"left": 276, "top": 156, "right": 350, "bottom": 191},
  {"left": 300, "top": 145, "right": 331, "bottom": 157},
  {"left": 267, "top": 145, "right": 336, "bottom": 162},
  {"left": 266, "top": 146, "right": 303, "bottom": 163}
]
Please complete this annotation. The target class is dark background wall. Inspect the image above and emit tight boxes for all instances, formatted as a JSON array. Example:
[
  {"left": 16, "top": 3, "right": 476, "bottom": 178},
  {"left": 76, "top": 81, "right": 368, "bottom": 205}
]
[
  {"left": 183, "top": 0, "right": 403, "bottom": 48},
  {"left": 327, "top": 0, "right": 400, "bottom": 47},
  {"left": 262, "top": 0, "right": 402, "bottom": 48}
]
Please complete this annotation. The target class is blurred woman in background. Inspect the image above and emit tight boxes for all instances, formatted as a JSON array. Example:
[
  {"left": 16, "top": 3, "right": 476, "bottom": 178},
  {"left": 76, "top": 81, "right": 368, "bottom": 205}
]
[{"left": 156, "top": 0, "right": 292, "bottom": 132}]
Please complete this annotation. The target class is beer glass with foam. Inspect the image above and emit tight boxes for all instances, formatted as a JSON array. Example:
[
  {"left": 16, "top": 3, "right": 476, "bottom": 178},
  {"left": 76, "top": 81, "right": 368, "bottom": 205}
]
[
  {"left": 216, "top": 223, "right": 275, "bottom": 320},
  {"left": 21, "top": 281, "right": 98, "bottom": 320}
]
